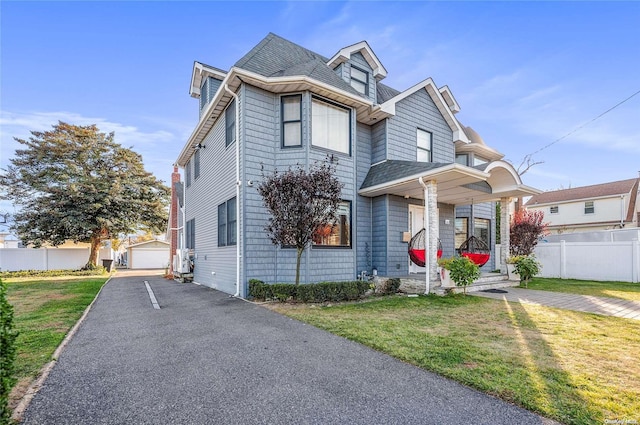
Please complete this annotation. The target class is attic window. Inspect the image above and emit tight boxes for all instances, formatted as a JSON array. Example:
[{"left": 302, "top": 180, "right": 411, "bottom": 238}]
[
  {"left": 550, "top": 206, "right": 559, "bottom": 214},
  {"left": 350, "top": 66, "right": 368, "bottom": 96}
]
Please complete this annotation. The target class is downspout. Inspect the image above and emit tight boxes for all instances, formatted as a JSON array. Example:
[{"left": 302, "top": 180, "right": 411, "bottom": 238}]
[
  {"left": 418, "top": 177, "right": 430, "bottom": 294},
  {"left": 224, "top": 83, "right": 241, "bottom": 297},
  {"left": 620, "top": 194, "right": 625, "bottom": 228}
]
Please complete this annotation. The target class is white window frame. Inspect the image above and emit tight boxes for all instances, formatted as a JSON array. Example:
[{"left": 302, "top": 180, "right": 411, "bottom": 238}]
[{"left": 311, "top": 97, "right": 351, "bottom": 155}]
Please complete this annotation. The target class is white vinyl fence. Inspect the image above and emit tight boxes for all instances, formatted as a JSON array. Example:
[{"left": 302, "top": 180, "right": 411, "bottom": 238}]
[
  {"left": 534, "top": 240, "right": 640, "bottom": 283},
  {"left": 0, "top": 247, "right": 113, "bottom": 272}
]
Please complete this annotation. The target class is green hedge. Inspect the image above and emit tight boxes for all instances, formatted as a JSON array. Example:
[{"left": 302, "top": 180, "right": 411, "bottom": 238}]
[
  {"left": 249, "top": 279, "right": 371, "bottom": 303},
  {"left": 0, "top": 268, "right": 107, "bottom": 279}
]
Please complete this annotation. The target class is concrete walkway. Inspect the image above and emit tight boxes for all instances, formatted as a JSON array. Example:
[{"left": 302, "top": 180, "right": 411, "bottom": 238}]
[
  {"left": 21, "top": 272, "right": 555, "bottom": 425},
  {"left": 472, "top": 287, "right": 640, "bottom": 320}
]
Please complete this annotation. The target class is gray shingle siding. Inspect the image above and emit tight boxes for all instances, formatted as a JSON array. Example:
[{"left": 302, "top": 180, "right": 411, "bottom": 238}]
[
  {"left": 371, "top": 120, "right": 386, "bottom": 164},
  {"left": 346, "top": 52, "right": 376, "bottom": 103},
  {"left": 386, "top": 89, "right": 454, "bottom": 163},
  {"left": 356, "top": 122, "right": 372, "bottom": 274},
  {"left": 242, "top": 84, "right": 356, "bottom": 285},
  {"left": 371, "top": 196, "right": 388, "bottom": 275},
  {"left": 185, "top": 92, "right": 239, "bottom": 294}
]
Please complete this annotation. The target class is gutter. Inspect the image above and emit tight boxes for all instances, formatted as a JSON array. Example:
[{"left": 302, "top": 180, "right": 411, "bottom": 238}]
[{"left": 224, "top": 83, "right": 242, "bottom": 298}]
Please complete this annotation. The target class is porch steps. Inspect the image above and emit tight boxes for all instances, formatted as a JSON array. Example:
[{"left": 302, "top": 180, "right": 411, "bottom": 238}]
[{"left": 399, "top": 273, "right": 518, "bottom": 296}]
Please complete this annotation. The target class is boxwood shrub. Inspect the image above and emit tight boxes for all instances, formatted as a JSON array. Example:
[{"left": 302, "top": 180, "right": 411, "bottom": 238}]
[{"left": 249, "top": 279, "right": 370, "bottom": 303}]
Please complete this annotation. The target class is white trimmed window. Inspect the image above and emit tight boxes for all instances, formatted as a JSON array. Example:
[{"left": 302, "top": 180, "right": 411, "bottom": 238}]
[
  {"left": 350, "top": 66, "right": 368, "bottom": 95},
  {"left": 417, "top": 129, "right": 432, "bottom": 162},
  {"left": 550, "top": 205, "right": 559, "bottom": 214},
  {"left": 585, "top": 201, "right": 595, "bottom": 214},
  {"left": 281, "top": 95, "right": 302, "bottom": 148},
  {"left": 311, "top": 97, "right": 350, "bottom": 155}
]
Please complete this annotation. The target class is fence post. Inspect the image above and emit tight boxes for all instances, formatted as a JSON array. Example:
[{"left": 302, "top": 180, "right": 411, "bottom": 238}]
[
  {"left": 43, "top": 247, "right": 49, "bottom": 271},
  {"left": 633, "top": 239, "right": 639, "bottom": 283},
  {"left": 560, "top": 240, "right": 566, "bottom": 279}
]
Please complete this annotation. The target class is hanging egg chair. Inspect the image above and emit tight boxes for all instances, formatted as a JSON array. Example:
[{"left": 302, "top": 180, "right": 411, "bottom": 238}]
[
  {"left": 408, "top": 228, "right": 443, "bottom": 267},
  {"left": 457, "top": 235, "right": 490, "bottom": 267}
]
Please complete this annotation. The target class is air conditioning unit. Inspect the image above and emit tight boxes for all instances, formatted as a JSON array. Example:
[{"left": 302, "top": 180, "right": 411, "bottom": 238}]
[{"left": 174, "top": 249, "right": 192, "bottom": 273}]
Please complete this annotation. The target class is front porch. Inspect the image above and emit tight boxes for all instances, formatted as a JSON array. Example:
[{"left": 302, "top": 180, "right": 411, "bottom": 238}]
[{"left": 381, "top": 272, "right": 519, "bottom": 295}]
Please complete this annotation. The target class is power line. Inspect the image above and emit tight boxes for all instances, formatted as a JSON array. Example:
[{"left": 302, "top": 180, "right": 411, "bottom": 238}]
[{"left": 529, "top": 88, "right": 640, "bottom": 157}]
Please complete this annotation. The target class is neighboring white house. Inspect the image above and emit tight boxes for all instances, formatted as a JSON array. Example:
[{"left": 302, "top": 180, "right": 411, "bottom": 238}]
[
  {"left": 127, "top": 240, "right": 170, "bottom": 269},
  {"left": 526, "top": 177, "right": 640, "bottom": 234}
]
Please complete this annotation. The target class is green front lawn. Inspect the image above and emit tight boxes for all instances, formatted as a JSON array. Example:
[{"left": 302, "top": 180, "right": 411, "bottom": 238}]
[
  {"left": 5, "top": 275, "right": 108, "bottom": 409},
  {"left": 270, "top": 294, "right": 639, "bottom": 425},
  {"left": 525, "top": 277, "right": 640, "bottom": 301}
]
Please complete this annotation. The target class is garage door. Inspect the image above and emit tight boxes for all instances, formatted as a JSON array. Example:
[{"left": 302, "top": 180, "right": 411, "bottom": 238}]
[{"left": 130, "top": 248, "right": 168, "bottom": 269}]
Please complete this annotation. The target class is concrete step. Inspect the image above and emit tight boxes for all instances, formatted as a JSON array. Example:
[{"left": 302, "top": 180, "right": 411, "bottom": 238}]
[{"left": 399, "top": 273, "right": 518, "bottom": 296}]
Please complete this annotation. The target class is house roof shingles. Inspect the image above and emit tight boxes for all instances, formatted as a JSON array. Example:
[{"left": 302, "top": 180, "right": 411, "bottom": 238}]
[
  {"left": 360, "top": 160, "right": 452, "bottom": 189},
  {"left": 526, "top": 178, "right": 640, "bottom": 223},
  {"left": 234, "top": 33, "right": 363, "bottom": 98},
  {"left": 526, "top": 178, "right": 639, "bottom": 205}
]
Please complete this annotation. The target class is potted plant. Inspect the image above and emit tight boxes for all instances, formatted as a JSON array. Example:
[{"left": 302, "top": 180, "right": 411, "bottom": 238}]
[
  {"left": 512, "top": 255, "right": 541, "bottom": 288},
  {"left": 438, "top": 256, "right": 481, "bottom": 294},
  {"left": 506, "top": 255, "right": 523, "bottom": 282}
]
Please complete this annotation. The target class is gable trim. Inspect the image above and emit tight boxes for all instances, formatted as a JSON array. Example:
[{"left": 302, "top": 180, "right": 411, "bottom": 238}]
[
  {"left": 327, "top": 41, "right": 388, "bottom": 81},
  {"left": 378, "top": 78, "right": 470, "bottom": 144}
]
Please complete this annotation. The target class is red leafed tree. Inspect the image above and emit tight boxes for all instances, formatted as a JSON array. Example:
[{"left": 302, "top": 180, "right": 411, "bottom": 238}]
[
  {"left": 257, "top": 161, "right": 343, "bottom": 285},
  {"left": 510, "top": 209, "right": 548, "bottom": 256}
]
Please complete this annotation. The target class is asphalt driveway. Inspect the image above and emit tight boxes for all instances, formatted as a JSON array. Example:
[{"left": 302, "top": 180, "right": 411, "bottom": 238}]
[{"left": 22, "top": 272, "right": 555, "bottom": 424}]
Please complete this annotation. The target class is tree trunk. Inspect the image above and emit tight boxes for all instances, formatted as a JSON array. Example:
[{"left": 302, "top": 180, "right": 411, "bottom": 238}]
[
  {"left": 84, "top": 236, "right": 101, "bottom": 270},
  {"left": 295, "top": 246, "right": 303, "bottom": 286}
]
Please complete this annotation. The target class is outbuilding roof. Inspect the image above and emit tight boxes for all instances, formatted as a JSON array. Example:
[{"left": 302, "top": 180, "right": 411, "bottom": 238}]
[{"left": 526, "top": 178, "right": 639, "bottom": 206}]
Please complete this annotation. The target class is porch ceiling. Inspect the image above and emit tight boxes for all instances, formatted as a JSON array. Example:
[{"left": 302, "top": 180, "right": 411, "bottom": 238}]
[{"left": 358, "top": 160, "right": 540, "bottom": 205}]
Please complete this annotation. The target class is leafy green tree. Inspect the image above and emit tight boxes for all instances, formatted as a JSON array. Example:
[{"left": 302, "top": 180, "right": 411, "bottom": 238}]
[
  {"left": 0, "top": 279, "right": 18, "bottom": 424},
  {"left": 0, "top": 122, "right": 170, "bottom": 269},
  {"left": 257, "top": 161, "right": 343, "bottom": 285}
]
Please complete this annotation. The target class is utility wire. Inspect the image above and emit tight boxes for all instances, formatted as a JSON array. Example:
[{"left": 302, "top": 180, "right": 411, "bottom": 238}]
[{"left": 528, "top": 88, "right": 640, "bottom": 157}]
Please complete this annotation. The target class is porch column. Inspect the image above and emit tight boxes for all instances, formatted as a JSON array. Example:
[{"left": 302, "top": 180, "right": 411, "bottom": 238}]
[
  {"left": 426, "top": 180, "right": 439, "bottom": 283},
  {"left": 500, "top": 197, "right": 511, "bottom": 274}
]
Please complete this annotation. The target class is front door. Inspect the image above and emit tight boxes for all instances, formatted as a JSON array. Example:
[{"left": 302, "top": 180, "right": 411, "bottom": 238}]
[{"left": 408, "top": 205, "right": 426, "bottom": 274}]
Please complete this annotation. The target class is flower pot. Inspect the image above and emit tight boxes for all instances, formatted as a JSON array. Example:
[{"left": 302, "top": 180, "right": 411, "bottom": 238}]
[
  {"left": 507, "top": 264, "right": 521, "bottom": 282},
  {"left": 439, "top": 267, "right": 454, "bottom": 288}
]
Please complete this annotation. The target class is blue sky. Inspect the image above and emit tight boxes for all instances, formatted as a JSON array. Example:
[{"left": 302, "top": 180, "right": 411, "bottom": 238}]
[{"left": 2, "top": 1, "right": 639, "bottom": 217}]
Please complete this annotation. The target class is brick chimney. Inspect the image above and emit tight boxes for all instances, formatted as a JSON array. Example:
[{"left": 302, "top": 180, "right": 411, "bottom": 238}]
[{"left": 169, "top": 166, "right": 181, "bottom": 274}]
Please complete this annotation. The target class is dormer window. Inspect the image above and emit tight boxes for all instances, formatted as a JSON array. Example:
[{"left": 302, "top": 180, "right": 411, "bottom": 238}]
[{"left": 350, "top": 66, "right": 369, "bottom": 96}]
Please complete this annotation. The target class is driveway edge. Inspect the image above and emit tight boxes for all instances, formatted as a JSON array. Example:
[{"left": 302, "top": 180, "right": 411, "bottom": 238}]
[{"left": 10, "top": 274, "right": 113, "bottom": 423}]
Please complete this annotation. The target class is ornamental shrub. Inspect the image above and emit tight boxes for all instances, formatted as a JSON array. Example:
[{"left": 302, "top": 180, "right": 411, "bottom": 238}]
[
  {"left": 439, "top": 256, "right": 480, "bottom": 295},
  {"left": 248, "top": 280, "right": 370, "bottom": 303},
  {"left": 513, "top": 255, "right": 541, "bottom": 287},
  {"left": 0, "top": 279, "right": 19, "bottom": 424}
]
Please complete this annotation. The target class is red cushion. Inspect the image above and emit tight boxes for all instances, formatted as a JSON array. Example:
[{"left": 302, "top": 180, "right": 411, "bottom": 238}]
[
  {"left": 461, "top": 252, "right": 490, "bottom": 267},
  {"left": 408, "top": 249, "right": 426, "bottom": 267}
]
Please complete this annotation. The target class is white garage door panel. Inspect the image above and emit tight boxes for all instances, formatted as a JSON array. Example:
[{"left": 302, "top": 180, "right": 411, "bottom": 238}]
[{"left": 131, "top": 249, "right": 168, "bottom": 269}]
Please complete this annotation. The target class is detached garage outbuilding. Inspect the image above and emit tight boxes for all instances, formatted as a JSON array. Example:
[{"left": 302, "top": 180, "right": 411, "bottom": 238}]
[{"left": 127, "top": 240, "right": 170, "bottom": 269}]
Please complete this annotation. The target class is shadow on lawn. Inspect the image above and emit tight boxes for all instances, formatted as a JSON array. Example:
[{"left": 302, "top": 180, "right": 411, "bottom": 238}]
[{"left": 501, "top": 298, "right": 601, "bottom": 425}]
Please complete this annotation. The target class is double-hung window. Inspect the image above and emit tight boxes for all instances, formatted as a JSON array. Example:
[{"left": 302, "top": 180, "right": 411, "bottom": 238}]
[
  {"left": 185, "top": 159, "right": 192, "bottom": 187},
  {"left": 417, "top": 129, "right": 432, "bottom": 162},
  {"left": 225, "top": 100, "right": 236, "bottom": 147},
  {"left": 281, "top": 95, "right": 302, "bottom": 147},
  {"left": 194, "top": 149, "right": 201, "bottom": 180},
  {"left": 350, "top": 66, "right": 368, "bottom": 96},
  {"left": 455, "top": 218, "right": 468, "bottom": 249},
  {"left": 218, "top": 197, "right": 237, "bottom": 246},
  {"left": 186, "top": 218, "right": 195, "bottom": 249},
  {"left": 311, "top": 97, "right": 350, "bottom": 155},
  {"left": 584, "top": 201, "right": 595, "bottom": 214},
  {"left": 312, "top": 201, "right": 351, "bottom": 247},
  {"left": 550, "top": 206, "right": 559, "bottom": 214}
]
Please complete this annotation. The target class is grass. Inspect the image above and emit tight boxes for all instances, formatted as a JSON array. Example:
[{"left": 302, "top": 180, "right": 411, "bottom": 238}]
[
  {"left": 269, "top": 294, "right": 640, "bottom": 425},
  {"left": 525, "top": 277, "right": 640, "bottom": 301},
  {"left": 4, "top": 275, "right": 108, "bottom": 410}
]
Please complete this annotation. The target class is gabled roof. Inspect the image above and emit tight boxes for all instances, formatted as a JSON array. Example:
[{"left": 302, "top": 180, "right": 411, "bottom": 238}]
[
  {"left": 526, "top": 178, "right": 639, "bottom": 206},
  {"left": 376, "top": 82, "right": 401, "bottom": 104},
  {"left": 234, "top": 33, "right": 362, "bottom": 98},
  {"left": 190, "top": 62, "right": 227, "bottom": 98},
  {"left": 127, "top": 239, "right": 170, "bottom": 249},
  {"left": 326, "top": 40, "right": 388, "bottom": 81},
  {"left": 361, "top": 160, "right": 452, "bottom": 190}
]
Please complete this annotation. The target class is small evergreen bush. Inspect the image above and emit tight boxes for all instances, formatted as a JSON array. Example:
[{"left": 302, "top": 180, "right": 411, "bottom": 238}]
[
  {"left": 248, "top": 280, "right": 370, "bottom": 303},
  {"left": 0, "top": 279, "right": 19, "bottom": 424}
]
